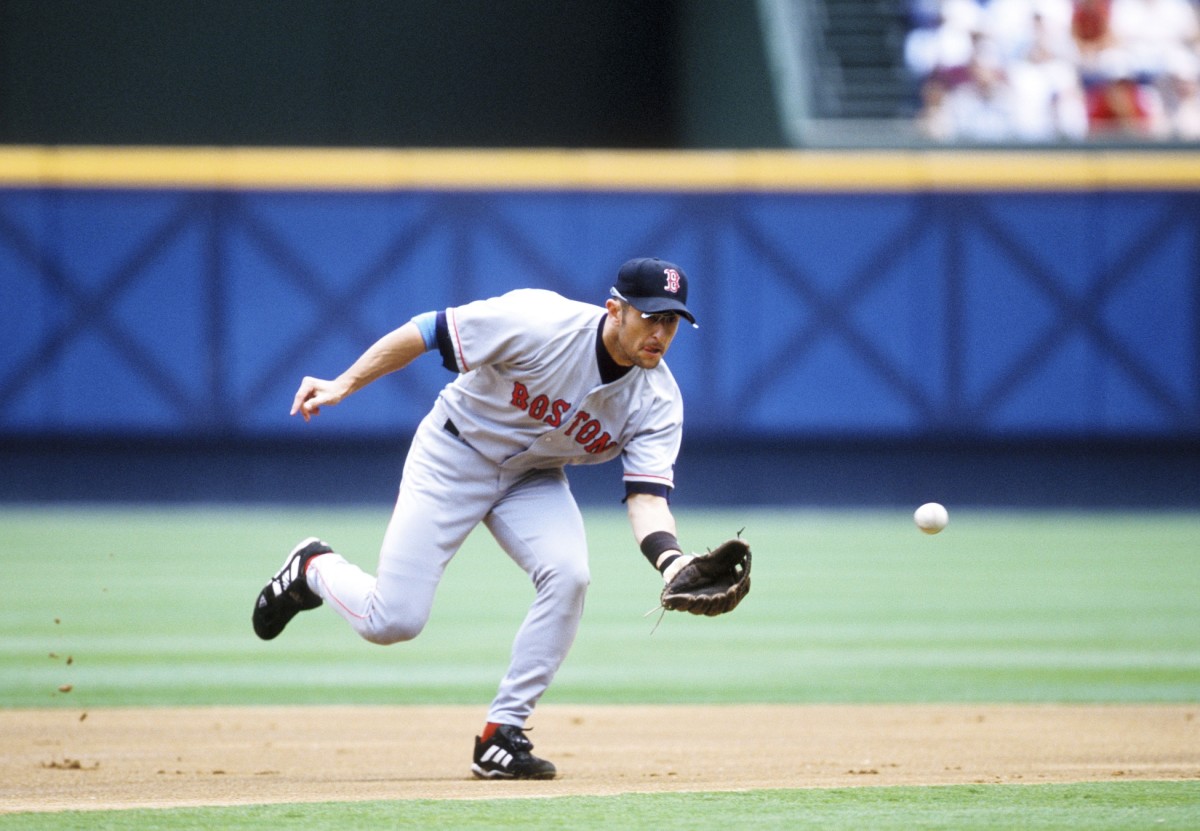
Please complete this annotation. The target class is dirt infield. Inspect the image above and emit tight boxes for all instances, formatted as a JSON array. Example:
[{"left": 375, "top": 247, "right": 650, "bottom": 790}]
[{"left": 3, "top": 704, "right": 1198, "bottom": 813}]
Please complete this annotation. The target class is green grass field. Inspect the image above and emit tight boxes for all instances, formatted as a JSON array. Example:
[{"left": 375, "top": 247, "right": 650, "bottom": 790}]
[
  {"left": 2, "top": 505, "right": 1199, "bottom": 828},
  {"left": 4, "top": 783, "right": 1199, "bottom": 831}
]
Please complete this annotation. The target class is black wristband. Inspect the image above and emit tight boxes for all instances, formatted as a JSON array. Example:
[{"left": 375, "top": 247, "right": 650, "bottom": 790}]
[{"left": 639, "top": 531, "right": 681, "bottom": 569}]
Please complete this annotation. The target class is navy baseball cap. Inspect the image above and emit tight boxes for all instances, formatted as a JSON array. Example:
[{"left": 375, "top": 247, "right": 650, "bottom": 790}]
[{"left": 610, "top": 257, "right": 697, "bottom": 326}]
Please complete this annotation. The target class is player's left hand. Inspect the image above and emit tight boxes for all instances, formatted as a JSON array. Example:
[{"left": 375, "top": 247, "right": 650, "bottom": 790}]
[{"left": 660, "top": 537, "right": 751, "bottom": 616}]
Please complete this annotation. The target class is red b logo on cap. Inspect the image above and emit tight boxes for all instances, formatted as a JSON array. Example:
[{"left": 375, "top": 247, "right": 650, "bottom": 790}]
[{"left": 663, "top": 268, "right": 681, "bottom": 294}]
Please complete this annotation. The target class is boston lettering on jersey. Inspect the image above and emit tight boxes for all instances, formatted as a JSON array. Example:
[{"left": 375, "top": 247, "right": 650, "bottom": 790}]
[{"left": 510, "top": 381, "right": 617, "bottom": 455}]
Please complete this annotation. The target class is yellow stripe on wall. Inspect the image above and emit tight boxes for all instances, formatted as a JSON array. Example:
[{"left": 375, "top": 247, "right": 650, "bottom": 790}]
[{"left": 0, "top": 146, "right": 1198, "bottom": 191}]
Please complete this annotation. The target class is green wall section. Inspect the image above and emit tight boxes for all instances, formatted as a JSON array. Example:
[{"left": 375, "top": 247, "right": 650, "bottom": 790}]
[{"left": 0, "top": 1, "right": 780, "bottom": 148}]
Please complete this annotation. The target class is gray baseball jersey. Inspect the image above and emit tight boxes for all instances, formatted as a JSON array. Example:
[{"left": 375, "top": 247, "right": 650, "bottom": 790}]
[{"left": 434, "top": 288, "right": 683, "bottom": 491}]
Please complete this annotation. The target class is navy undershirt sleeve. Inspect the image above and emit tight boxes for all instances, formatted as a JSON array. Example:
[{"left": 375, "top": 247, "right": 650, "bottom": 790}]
[{"left": 434, "top": 310, "right": 457, "bottom": 372}]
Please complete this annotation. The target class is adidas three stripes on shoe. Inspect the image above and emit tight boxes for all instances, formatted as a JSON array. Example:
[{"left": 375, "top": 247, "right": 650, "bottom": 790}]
[
  {"left": 471, "top": 724, "right": 557, "bottom": 780},
  {"left": 252, "top": 537, "right": 333, "bottom": 640}
]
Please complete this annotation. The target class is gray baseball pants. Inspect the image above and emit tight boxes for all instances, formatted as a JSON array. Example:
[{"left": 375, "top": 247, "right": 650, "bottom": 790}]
[{"left": 305, "top": 403, "right": 591, "bottom": 727}]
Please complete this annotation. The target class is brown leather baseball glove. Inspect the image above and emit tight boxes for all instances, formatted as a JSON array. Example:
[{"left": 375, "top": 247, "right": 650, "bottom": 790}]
[{"left": 660, "top": 538, "right": 751, "bottom": 616}]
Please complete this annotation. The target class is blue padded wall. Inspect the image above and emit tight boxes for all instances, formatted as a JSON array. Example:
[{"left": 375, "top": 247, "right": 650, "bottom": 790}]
[{"left": 3, "top": 187, "right": 1197, "bottom": 441}]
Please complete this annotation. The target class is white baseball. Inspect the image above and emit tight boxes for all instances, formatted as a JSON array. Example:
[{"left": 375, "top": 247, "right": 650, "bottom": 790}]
[{"left": 914, "top": 502, "right": 949, "bottom": 534}]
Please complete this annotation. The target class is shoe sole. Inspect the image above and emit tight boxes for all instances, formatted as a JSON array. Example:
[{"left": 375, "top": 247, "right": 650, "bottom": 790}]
[{"left": 470, "top": 763, "right": 556, "bottom": 780}]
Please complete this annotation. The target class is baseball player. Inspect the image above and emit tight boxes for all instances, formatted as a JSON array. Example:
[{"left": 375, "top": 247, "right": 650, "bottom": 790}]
[{"left": 252, "top": 257, "right": 749, "bottom": 780}]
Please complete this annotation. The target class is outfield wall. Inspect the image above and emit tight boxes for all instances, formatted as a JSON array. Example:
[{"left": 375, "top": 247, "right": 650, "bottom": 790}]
[{"left": 2, "top": 148, "right": 1198, "bottom": 505}]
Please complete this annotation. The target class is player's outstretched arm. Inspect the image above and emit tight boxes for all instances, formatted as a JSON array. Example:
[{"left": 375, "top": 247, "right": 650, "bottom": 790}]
[
  {"left": 626, "top": 493, "right": 694, "bottom": 582},
  {"left": 291, "top": 322, "right": 428, "bottom": 422},
  {"left": 627, "top": 493, "right": 752, "bottom": 616}
]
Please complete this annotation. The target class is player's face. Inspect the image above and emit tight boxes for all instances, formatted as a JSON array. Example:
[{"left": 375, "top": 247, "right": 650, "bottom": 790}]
[{"left": 607, "top": 300, "right": 680, "bottom": 369}]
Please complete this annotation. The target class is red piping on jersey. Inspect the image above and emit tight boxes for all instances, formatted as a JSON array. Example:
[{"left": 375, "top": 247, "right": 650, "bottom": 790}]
[
  {"left": 449, "top": 307, "right": 470, "bottom": 372},
  {"left": 325, "top": 588, "right": 368, "bottom": 621},
  {"left": 624, "top": 473, "right": 674, "bottom": 485}
]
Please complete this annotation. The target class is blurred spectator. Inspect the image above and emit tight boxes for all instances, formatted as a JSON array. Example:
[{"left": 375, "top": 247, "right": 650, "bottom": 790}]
[
  {"left": 938, "top": 48, "right": 1016, "bottom": 141},
  {"left": 1108, "top": 0, "right": 1199, "bottom": 81},
  {"left": 1162, "top": 49, "right": 1200, "bottom": 137},
  {"left": 905, "top": 0, "right": 982, "bottom": 91},
  {"left": 1072, "top": 0, "right": 1117, "bottom": 78},
  {"left": 1084, "top": 63, "right": 1169, "bottom": 136},
  {"left": 1007, "top": 12, "right": 1090, "bottom": 139},
  {"left": 905, "top": 0, "right": 992, "bottom": 139},
  {"left": 985, "top": 0, "right": 1076, "bottom": 63},
  {"left": 916, "top": 74, "right": 957, "bottom": 139}
]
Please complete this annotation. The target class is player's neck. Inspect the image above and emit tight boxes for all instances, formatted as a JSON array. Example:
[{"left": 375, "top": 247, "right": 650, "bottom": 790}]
[{"left": 600, "top": 315, "right": 634, "bottom": 368}]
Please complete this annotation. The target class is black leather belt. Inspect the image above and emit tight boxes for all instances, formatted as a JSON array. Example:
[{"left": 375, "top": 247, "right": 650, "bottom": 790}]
[{"left": 444, "top": 418, "right": 460, "bottom": 437}]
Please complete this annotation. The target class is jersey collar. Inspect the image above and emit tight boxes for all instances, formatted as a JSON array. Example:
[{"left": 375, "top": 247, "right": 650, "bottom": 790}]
[{"left": 595, "top": 314, "right": 633, "bottom": 385}]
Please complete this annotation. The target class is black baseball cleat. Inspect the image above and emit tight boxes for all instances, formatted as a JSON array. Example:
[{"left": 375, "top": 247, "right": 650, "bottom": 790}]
[
  {"left": 252, "top": 537, "right": 333, "bottom": 641},
  {"left": 471, "top": 725, "right": 557, "bottom": 780}
]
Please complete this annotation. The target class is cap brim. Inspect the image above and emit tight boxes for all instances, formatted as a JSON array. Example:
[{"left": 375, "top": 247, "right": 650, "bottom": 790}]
[{"left": 625, "top": 295, "right": 697, "bottom": 326}]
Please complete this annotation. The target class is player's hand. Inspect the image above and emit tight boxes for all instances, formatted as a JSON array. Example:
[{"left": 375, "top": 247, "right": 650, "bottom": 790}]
[
  {"left": 290, "top": 376, "right": 346, "bottom": 422},
  {"left": 661, "top": 554, "right": 694, "bottom": 584}
]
